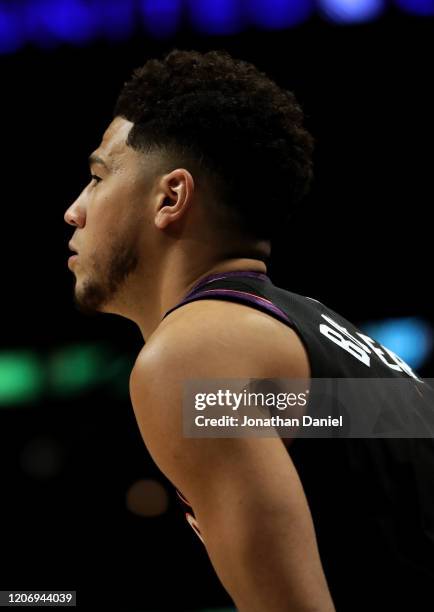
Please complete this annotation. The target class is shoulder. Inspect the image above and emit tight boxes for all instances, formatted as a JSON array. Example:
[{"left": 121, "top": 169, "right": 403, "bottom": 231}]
[
  {"left": 133, "top": 298, "right": 310, "bottom": 383},
  {"left": 129, "top": 298, "right": 309, "bottom": 469},
  {"left": 129, "top": 299, "right": 312, "bottom": 504}
]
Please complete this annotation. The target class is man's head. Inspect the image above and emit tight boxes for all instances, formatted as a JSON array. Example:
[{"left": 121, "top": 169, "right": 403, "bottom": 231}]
[{"left": 64, "top": 49, "right": 314, "bottom": 316}]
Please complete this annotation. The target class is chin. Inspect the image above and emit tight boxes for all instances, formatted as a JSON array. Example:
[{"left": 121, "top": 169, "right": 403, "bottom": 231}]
[{"left": 72, "top": 283, "right": 106, "bottom": 316}]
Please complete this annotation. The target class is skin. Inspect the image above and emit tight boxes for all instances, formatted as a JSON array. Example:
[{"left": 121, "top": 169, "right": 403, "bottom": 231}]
[
  {"left": 64, "top": 116, "right": 270, "bottom": 338},
  {"left": 64, "top": 116, "right": 336, "bottom": 611}
]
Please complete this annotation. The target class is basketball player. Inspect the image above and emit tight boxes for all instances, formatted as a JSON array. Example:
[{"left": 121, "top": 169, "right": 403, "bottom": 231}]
[{"left": 64, "top": 50, "right": 434, "bottom": 611}]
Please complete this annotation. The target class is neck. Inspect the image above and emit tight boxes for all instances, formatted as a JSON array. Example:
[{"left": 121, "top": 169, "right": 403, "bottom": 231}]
[{"left": 127, "top": 255, "right": 268, "bottom": 341}]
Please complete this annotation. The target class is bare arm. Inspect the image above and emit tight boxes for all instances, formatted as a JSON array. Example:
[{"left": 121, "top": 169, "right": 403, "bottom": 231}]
[{"left": 130, "top": 302, "right": 336, "bottom": 612}]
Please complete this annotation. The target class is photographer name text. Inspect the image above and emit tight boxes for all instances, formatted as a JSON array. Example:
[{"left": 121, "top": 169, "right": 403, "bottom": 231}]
[{"left": 194, "top": 415, "right": 343, "bottom": 428}]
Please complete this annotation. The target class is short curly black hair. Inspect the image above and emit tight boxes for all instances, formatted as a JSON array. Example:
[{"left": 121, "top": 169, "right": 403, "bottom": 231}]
[{"left": 114, "top": 49, "right": 314, "bottom": 241}]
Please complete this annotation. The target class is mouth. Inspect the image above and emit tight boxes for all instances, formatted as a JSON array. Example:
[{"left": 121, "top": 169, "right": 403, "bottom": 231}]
[
  {"left": 68, "top": 254, "right": 78, "bottom": 268},
  {"left": 68, "top": 241, "right": 78, "bottom": 253},
  {"left": 68, "top": 243, "right": 78, "bottom": 267}
]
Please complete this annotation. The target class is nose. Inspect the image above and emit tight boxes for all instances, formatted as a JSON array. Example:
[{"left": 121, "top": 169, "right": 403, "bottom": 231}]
[{"left": 64, "top": 197, "right": 85, "bottom": 228}]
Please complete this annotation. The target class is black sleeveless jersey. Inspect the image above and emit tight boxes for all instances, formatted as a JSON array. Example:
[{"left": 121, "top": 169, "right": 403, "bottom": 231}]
[{"left": 162, "top": 270, "right": 434, "bottom": 611}]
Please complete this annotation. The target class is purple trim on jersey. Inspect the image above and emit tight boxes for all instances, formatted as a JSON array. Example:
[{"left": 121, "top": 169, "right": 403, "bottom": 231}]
[
  {"left": 163, "top": 287, "right": 291, "bottom": 325},
  {"left": 194, "top": 288, "right": 291, "bottom": 323},
  {"left": 183, "top": 270, "right": 269, "bottom": 301}
]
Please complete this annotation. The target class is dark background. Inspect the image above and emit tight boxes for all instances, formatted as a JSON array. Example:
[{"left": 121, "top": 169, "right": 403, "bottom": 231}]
[{"left": 1, "top": 3, "right": 433, "bottom": 610}]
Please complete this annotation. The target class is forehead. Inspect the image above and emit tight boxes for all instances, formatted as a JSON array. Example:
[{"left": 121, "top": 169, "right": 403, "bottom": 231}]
[{"left": 93, "top": 116, "right": 135, "bottom": 168}]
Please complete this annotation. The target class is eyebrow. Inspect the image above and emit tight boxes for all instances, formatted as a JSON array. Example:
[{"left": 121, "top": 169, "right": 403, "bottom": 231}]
[{"left": 88, "top": 154, "right": 110, "bottom": 170}]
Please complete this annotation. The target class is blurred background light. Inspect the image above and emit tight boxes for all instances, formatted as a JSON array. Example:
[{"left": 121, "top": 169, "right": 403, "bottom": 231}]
[
  {"left": 246, "top": 0, "right": 315, "bottom": 29},
  {"left": 0, "top": 0, "right": 434, "bottom": 53},
  {"left": 48, "top": 343, "right": 111, "bottom": 396},
  {"left": 395, "top": 0, "right": 434, "bottom": 16},
  {"left": 140, "top": 0, "right": 183, "bottom": 38},
  {"left": 360, "top": 317, "right": 433, "bottom": 370},
  {"left": 23, "top": 0, "right": 97, "bottom": 47},
  {"left": 0, "top": 344, "right": 133, "bottom": 406},
  {"left": 0, "top": 6, "right": 22, "bottom": 54},
  {"left": 126, "top": 479, "right": 170, "bottom": 517},
  {"left": 0, "top": 351, "right": 45, "bottom": 406},
  {"left": 318, "top": 0, "right": 386, "bottom": 24},
  {"left": 187, "top": 0, "right": 243, "bottom": 35},
  {"left": 92, "top": 0, "right": 136, "bottom": 41}
]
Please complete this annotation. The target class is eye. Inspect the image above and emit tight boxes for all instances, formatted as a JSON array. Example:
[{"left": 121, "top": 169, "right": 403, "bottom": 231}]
[{"left": 90, "top": 174, "right": 102, "bottom": 184}]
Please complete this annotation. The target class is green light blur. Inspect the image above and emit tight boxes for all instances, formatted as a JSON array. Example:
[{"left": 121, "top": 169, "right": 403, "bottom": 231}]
[
  {"left": 48, "top": 343, "right": 112, "bottom": 396},
  {"left": 0, "top": 344, "right": 134, "bottom": 405},
  {"left": 0, "top": 351, "right": 45, "bottom": 406}
]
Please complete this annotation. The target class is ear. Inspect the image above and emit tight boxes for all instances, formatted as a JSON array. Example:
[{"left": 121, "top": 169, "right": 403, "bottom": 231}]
[{"left": 154, "top": 168, "right": 195, "bottom": 230}]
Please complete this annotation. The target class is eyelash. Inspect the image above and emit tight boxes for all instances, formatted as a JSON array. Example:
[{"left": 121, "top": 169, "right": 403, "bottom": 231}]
[{"left": 90, "top": 174, "right": 102, "bottom": 184}]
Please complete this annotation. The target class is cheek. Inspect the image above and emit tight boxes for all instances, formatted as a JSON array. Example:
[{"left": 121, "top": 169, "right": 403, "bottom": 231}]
[
  {"left": 86, "top": 191, "right": 121, "bottom": 233},
  {"left": 89, "top": 182, "right": 145, "bottom": 240}
]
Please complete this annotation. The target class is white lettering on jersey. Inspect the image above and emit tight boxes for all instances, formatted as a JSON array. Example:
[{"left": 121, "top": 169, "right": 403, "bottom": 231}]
[
  {"left": 382, "top": 345, "right": 422, "bottom": 381},
  {"left": 305, "top": 296, "right": 322, "bottom": 304},
  {"left": 319, "top": 314, "right": 423, "bottom": 381},
  {"left": 356, "top": 333, "right": 402, "bottom": 371},
  {"left": 320, "top": 314, "right": 371, "bottom": 366}
]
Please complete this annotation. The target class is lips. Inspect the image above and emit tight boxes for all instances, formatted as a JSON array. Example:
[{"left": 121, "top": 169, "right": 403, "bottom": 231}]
[{"left": 67, "top": 242, "right": 79, "bottom": 269}]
